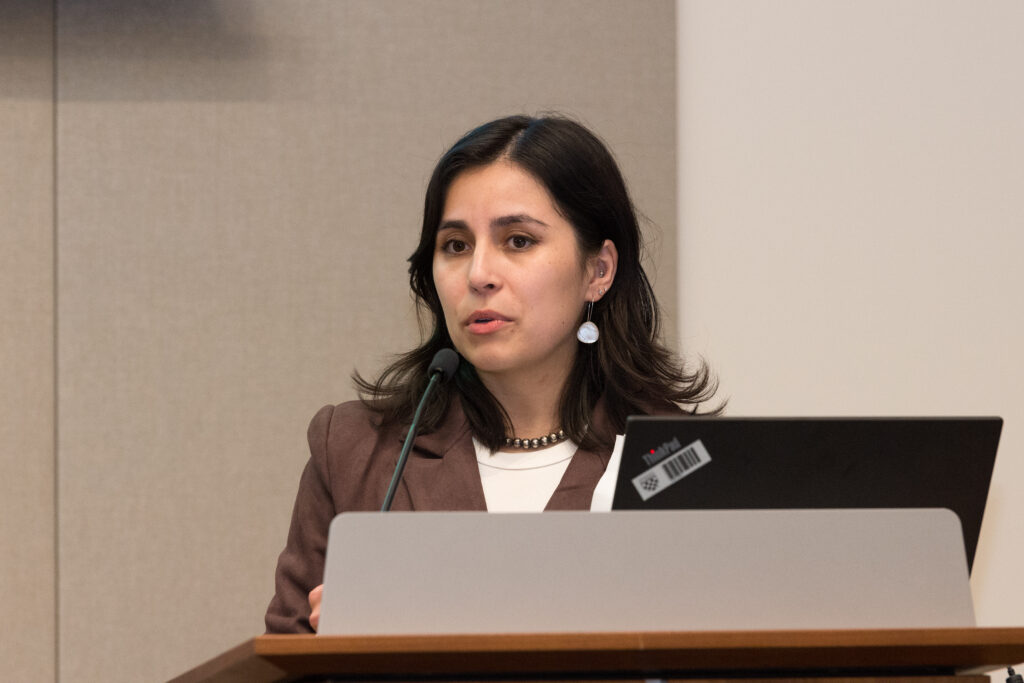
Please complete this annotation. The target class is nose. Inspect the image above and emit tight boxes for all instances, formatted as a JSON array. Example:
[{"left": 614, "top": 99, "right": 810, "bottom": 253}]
[{"left": 467, "top": 244, "right": 501, "bottom": 294}]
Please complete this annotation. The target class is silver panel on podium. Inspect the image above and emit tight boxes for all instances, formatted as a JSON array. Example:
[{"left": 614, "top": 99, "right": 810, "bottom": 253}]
[{"left": 319, "top": 509, "right": 974, "bottom": 635}]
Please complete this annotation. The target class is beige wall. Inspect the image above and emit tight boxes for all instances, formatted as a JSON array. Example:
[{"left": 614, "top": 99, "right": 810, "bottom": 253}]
[
  {"left": 677, "top": 0, "right": 1024, "bottom": 637},
  {"left": 0, "top": 1, "right": 678, "bottom": 681},
  {"left": 0, "top": 0, "right": 56, "bottom": 680}
]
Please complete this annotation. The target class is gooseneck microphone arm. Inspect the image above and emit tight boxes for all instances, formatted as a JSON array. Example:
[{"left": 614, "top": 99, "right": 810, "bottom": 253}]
[{"left": 380, "top": 348, "right": 459, "bottom": 512}]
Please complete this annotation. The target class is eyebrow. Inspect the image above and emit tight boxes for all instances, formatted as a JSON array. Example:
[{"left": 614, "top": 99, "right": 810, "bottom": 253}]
[
  {"left": 438, "top": 214, "right": 550, "bottom": 232},
  {"left": 493, "top": 213, "right": 550, "bottom": 228}
]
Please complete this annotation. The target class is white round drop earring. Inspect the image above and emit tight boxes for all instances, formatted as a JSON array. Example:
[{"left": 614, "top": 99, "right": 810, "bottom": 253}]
[{"left": 577, "top": 301, "right": 599, "bottom": 344}]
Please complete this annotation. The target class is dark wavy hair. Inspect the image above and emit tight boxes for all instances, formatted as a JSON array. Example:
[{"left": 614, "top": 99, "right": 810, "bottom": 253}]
[{"left": 354, "top": 114, "right": 718, "bottom": 450}]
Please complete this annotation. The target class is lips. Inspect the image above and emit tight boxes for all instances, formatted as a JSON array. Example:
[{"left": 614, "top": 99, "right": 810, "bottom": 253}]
[
  {"left": 465, "top": 310, "right": 511, "bottom": 334},
  {"left": 465, "top": 309, "right": 510, "bottom": 325}
]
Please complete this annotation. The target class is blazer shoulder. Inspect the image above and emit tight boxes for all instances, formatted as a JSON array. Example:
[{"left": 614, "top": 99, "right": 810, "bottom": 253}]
[{"left": 308, "top": 399, "right": 388, "bottom": 453}]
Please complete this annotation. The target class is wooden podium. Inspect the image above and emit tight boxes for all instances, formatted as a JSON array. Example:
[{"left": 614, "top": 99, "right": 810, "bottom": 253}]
[{"left": 170, "top": 627, "right": 1024, "bottom": 683}]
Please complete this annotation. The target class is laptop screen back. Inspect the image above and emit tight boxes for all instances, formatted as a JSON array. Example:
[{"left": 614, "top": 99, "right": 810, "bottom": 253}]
[{"left": 611, "top": 416, "right": 1001, "bottom": 573}]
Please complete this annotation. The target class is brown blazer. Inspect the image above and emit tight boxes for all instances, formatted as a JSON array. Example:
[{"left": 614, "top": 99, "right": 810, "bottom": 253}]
[{"left": 264, "top": 396, "right": 657, "bottom": 633}]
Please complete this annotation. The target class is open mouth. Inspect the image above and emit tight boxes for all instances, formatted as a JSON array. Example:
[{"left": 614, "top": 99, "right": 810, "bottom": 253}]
[
  {"left": 466, "top": 311, "right": 508, "bottom": 334},
  {"left": 466, "top": 310, "right": 508, "bottom": 326}
]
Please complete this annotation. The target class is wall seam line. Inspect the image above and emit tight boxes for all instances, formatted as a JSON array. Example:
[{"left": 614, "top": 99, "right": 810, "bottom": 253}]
[{"left": 52, "top": 0, "right": 60, "bottom": 680}]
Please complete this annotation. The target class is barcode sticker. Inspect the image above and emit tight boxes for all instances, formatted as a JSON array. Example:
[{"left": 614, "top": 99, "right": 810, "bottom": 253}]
[{"left": 630, "top": 439, "right": 711, "bottom": 501}]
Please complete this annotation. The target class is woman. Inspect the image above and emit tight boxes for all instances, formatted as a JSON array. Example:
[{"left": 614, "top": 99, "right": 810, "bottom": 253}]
[{"left": 265, "top": 115, "right": 717, "bottom": 633}]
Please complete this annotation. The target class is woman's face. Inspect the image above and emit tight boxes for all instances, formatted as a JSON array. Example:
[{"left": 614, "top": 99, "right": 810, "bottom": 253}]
[{"left": 432, "top": 161, "right": 600, "bottom": 385}]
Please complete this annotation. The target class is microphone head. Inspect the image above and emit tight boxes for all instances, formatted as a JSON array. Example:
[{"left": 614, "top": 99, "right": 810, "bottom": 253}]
[{"left": 428, "top": 348, "right": 460, "bottom": 382}]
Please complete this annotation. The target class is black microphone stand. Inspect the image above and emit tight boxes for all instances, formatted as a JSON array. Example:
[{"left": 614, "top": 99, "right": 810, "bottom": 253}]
[{"left": 380, "top": 349, "right": 458, "bottom": 511}]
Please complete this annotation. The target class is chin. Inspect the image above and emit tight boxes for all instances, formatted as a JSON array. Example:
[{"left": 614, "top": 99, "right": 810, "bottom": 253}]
[{"left": 456, "top": 348, "right": 520, "bottom": 376}]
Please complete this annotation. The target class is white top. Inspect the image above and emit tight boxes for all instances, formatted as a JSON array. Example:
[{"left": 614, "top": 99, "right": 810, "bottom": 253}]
[
  {"left": 473, "top": 438, "right": 577, "bottom": 512},
  {"left": 589, "top": 434, "right": 626, "bottom": 512}
]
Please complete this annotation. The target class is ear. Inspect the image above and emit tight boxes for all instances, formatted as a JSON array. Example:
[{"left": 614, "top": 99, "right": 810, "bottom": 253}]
[{"left": 586, "top": 239, "right": 618, "bottom": 301}]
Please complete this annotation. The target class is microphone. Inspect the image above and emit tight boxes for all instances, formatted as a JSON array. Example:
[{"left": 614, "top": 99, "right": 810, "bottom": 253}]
[
  {"left": 428, "top": 347, "right": 460, "bottom": 382},
  {"left": 380, "top": 348, "right": 459, "bottom": 511}
]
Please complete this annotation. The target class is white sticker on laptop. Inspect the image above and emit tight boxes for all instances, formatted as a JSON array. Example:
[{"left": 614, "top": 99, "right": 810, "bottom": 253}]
[{"left": 631, "top": 438, "right": 711, "bottom": 501}]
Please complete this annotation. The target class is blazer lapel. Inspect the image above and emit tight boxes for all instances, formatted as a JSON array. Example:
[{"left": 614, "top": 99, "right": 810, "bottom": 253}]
[
  {"left": 544, "top": 446, "right": 611, "bottom": 510},
  {"left": 545, "top": 397, "right": 615, "bottom": 510},
  {"left": 399, "top": 400, "right": 488, "bottom": 511}
]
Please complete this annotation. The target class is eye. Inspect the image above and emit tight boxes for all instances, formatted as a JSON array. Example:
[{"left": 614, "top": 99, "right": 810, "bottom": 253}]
[
  {"left": 441, "top": 238, "right": 470, "bottom": 254},
  {"left": 508, "top": 234, "right": 535, "bottom": 250}
]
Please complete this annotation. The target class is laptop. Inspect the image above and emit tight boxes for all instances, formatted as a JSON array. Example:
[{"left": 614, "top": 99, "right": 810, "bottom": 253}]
[{"left": 611, "top": 416, "right": 1002, "bottom": 572}]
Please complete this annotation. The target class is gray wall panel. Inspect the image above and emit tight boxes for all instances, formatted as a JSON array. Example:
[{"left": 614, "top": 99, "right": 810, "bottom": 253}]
[
  {"left": 56, "top": 2, "right": 677, "bottom": 681},
  {"left": 0, "top": 1, "right": 56, "bottom": 681}
]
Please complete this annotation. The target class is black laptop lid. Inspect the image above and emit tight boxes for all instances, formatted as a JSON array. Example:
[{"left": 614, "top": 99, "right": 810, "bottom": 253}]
[{"left": 611, "top": 416, "right": 1002, "bottom": 573}]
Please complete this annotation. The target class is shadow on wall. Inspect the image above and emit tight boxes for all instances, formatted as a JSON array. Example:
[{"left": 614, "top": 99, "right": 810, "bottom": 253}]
[
  {"left": 0, "top": 0, "right": 53, "bottom": 99},
  {"left": 2, "top": 0, "right": 310, "bottom": 102}
]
